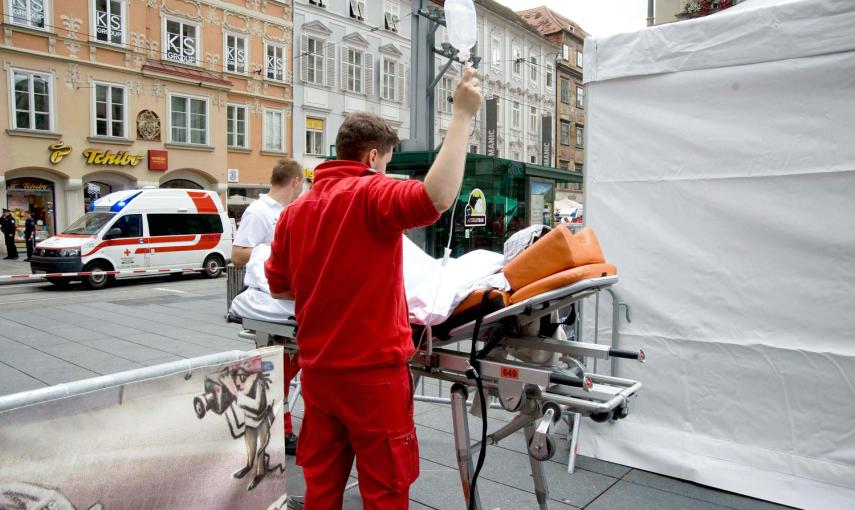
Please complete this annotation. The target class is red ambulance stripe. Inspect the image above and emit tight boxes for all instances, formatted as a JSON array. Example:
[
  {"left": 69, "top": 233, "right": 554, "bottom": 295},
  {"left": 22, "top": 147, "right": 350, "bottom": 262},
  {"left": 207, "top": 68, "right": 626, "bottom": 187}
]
[
  {"left": 187, "top": 191, "right": 218, "bottom": 214},
  {"left": 83, "top": 235, "right": 197, "bottom": 257},
  {"left": 144, "top": 234, "right": 221, "bottom": 254}
]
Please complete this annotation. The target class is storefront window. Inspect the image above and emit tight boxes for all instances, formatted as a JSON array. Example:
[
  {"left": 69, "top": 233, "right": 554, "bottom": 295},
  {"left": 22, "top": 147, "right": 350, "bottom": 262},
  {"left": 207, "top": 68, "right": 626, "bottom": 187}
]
[
  {"left": 529, "top": 178, "right": 555, "bottom": 228},
  {"left": 84, "top": 181, "right": 112, "bottom": 213},
  {"left": 6, "top": 177, "right": 54, "bottom": 242},
  {"left": 160, "top": 179, "right": 203, "bottom": 190}
]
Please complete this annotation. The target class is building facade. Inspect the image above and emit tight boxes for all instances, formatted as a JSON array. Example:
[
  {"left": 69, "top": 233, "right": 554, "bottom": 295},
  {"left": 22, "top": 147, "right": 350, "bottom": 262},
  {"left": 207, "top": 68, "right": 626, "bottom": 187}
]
[
  {"left": 654, "top": 0, "right": 744, "bottom": 25},
  {"left": 432, "top": 0, "right": 556, "bottom": 167},
  {"left": 518, "top": 6, "right": 587, "bottom": 195},
  {"left": 292, "top": 0, "right": 411, "bottom": 171},
  {"left": 0, "top": 0, "right": 294, "bottom": 242}
]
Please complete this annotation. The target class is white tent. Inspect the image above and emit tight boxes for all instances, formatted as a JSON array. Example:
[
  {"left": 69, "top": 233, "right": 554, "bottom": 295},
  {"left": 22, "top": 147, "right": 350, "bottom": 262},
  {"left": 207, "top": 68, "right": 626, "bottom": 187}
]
[{"left": 580, "top": 1, "right": 855, "bottom": 508}]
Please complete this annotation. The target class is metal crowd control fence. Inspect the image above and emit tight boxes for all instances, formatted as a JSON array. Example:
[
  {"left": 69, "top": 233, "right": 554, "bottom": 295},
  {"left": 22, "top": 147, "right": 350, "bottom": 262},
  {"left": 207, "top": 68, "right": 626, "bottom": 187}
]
[{"left": 226, "top": 264, "right": 247, "bottom": 314}]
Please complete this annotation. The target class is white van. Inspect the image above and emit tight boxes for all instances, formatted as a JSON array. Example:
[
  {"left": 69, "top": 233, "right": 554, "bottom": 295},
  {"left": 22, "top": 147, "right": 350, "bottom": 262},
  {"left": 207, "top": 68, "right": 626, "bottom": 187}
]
[{"left": 31, "top": 188, "right": 232, "bottom": 289}]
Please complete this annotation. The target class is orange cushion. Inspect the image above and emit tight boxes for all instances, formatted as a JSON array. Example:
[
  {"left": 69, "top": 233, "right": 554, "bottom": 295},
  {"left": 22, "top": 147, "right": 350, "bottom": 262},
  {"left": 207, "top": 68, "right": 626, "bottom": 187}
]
[
  {"left": 509, "top": 263, "right": 617, "bottom": 304},
  {"left": 503, "top": 227, "right": 606, "bottom": 291},
  {"left": 452, "top": 289, "right": 511, "bottom": 316}
]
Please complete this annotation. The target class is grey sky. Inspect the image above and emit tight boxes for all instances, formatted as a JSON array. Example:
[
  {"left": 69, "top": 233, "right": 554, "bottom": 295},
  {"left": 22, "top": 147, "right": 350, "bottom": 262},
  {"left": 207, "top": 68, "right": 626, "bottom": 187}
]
[{"left": 495, "top": 0, "right": 649, "bottom": 37}]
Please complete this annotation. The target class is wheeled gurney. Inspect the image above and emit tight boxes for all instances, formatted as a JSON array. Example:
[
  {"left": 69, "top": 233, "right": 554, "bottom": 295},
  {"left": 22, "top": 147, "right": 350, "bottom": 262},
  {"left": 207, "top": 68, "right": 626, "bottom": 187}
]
[{"left": 228, "top": 227, "right": 645, "bottom": 509}]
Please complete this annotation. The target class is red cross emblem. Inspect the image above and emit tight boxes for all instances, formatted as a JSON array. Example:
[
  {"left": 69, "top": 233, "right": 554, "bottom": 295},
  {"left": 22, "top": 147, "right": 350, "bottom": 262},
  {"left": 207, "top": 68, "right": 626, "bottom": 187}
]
[{"left": 124, "top": 249, "right": 131, "bottom": 257}]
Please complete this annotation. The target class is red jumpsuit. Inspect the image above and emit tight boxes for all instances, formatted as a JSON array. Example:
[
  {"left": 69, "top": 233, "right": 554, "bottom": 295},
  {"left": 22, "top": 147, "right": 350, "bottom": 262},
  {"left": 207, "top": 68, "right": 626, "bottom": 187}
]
[{"left": 266, "top": 161, "right": 440, "bottom": 509}]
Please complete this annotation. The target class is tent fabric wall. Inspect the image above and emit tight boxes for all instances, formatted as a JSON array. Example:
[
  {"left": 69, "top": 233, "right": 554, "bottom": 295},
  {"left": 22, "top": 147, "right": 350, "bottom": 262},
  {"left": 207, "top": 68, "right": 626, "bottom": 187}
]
[{"left": 579, "top": 1, "right": 855, "bottom": 508}]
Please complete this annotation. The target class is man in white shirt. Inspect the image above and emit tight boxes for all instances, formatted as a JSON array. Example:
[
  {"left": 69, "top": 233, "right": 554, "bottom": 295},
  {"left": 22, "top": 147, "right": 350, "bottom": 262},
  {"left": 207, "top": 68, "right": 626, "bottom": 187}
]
[{"left": 231, "top": 158, "right": 304, "bottom": 455}]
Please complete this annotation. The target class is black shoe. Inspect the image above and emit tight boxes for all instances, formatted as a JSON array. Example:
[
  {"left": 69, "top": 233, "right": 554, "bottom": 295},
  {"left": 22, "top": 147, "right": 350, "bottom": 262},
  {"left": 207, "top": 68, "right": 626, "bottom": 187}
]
[
  {"left": 9, "top": 257, "right": 18, "bottom": 260},
  {"left": 2, "top": 257, "right": 9, "bottom": 260},
  {"left": 23, "top": 259, "right": 31, "bottom": 262},
  {"left": 233, "top": 464, "right": 253, "bottom": 479},
  {"left": 285, "top": 433, "right": 298, "bottom": 456},
  {"left": 248, "top": 473, "right": 265, "bottom": 491}
]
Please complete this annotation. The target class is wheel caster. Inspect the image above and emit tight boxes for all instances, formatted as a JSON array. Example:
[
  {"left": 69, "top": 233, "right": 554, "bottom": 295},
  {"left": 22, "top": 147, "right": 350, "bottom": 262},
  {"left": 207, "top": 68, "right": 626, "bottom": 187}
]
[{"left": 528, "top": 435, "right": 556, "bottom": 461}]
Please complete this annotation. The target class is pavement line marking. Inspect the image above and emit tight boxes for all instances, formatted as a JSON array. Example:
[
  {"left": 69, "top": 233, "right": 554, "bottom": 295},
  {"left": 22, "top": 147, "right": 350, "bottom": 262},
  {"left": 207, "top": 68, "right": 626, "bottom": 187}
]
[{"left": 155, "top": 287, "right": 189, "bottom": 294}]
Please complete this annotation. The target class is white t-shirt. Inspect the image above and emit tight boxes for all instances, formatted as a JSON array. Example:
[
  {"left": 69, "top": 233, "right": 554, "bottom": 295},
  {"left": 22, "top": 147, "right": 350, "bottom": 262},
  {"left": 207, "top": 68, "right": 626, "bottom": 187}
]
[{"left": 233, "top": 194, "right": 284, "bottom": 248}]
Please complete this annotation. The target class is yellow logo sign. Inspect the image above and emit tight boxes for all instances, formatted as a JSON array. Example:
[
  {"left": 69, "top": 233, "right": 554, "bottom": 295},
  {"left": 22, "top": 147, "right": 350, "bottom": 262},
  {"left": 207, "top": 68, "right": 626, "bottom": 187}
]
[
  {"left": 48, "top": 142, "right": 72, "bottom": 164},
  {"left": 82, "top": 148, "right": 145, "bottom": 167}
]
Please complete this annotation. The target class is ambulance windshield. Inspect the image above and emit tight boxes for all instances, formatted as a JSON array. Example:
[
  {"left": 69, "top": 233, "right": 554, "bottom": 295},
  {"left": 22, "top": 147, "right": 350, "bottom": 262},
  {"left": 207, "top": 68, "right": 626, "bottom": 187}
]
[{"left": 64, "top": 212, "right": 116, "bottom": 235}]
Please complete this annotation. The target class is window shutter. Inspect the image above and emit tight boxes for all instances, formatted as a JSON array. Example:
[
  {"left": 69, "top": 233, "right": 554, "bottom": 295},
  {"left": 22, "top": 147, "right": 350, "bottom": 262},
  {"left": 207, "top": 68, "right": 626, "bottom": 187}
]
[
  {"left": 325, "top": 41, "right": 336, "bottom": 87},
  {"left": 340, "top": 46, "right": 348, "bottom": 90},
  {"left": 397, "top": 63, "right": 406, "bottom": 104},
  {"left": 301, "top": 35, "right": 309, "bottom": 82},
  {"left": 364, "top": 52, "right": 374, "bottom": 96}
]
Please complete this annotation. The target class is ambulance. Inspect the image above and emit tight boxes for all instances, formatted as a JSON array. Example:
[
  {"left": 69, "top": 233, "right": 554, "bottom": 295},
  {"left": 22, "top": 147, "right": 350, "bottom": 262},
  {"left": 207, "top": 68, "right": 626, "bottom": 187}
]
[{"left": 30, "top": 188, "right": 232, "bottom": 289}]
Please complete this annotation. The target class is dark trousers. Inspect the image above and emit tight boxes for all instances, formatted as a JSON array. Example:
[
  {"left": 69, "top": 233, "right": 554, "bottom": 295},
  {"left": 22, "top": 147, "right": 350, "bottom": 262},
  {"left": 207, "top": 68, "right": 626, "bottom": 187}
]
[
  {"left": 4, "top": 233, "right": 18, "bottom": 259},
  {"left": 26, "top": 237, "right": 34, "bottom": 260}
]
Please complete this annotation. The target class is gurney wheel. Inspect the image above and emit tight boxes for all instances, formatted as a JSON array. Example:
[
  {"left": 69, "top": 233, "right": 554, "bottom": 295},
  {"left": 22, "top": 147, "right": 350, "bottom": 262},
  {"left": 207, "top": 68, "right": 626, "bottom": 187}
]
[
  {"left": 590, "top": 411, "right": 610, "bottom": 423},
  {"left": 528, "top": 436, "right": 556, "bottom": 461}
]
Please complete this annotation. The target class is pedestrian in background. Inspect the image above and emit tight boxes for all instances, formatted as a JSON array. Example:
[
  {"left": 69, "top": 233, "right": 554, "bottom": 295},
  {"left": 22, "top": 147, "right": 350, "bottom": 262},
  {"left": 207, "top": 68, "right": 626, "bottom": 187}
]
[
  {"left": 1, "top": 209, "right": 18, "bottom": 260},
  {"left": 23, "top": 211, "right": 36, "bottom": 262}
]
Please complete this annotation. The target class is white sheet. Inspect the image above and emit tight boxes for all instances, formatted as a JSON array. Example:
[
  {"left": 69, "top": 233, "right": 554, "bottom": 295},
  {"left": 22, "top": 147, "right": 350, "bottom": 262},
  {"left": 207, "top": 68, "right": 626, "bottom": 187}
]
[
  {"left": 230, "top": 237, "right": 505, "bottom": 326},
  {"left": 580, "top": 1, "right": 855, "bottom": 507}
]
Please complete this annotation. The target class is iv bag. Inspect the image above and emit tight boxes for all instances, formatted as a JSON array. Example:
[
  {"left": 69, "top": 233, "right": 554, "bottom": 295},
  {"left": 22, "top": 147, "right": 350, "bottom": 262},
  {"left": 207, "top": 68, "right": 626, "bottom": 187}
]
[{"left": 445, "top": 0, "right": 477, "bottom": 62}]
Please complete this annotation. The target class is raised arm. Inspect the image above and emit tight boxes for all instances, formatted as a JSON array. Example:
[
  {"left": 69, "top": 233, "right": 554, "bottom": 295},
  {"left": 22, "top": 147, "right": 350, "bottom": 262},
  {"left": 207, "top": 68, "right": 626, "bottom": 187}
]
[{"left": 423, "top": 68, "right": 483, "bottom": 213}]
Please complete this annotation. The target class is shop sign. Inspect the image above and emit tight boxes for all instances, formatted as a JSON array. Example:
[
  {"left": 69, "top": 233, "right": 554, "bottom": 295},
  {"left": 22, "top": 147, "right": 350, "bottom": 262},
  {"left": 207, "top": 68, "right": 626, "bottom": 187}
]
[
  {"left": 541, "top": 115, "right": 553, "bottom": 166},
  {"left": 464, "top": 188, "right": 487, "bottom": 227},
  {"left": 486, "top": 97, "right": 498, "bottom": 157},
  {"left": 48, "top": 142, "right": 72, "bottom": 164},
  {"left": 227, "top": 168, "right": 239, "bottom": 183},
  {"left": 82, "top": 148, "right": 145, "bottom": 167},
  {"left": 148, "top": 150, "right": 168, "bottom": 171},
  {"left": 304, "top": 168, "right": 314, "bottom": 182},
  {"left": 7, "top": 180, "right": 52, "bottom": 192}
]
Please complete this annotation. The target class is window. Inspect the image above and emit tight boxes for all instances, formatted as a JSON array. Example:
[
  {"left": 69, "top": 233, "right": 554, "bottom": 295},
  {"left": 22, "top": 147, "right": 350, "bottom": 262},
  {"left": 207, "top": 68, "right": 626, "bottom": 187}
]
[
  {"left": 226, "top": 104, "right": 247, "bottom": 148},
  {"left": 576, "top": 125, "right": 584, "bottom": 148},
  {"left": 225, "top": 33, "right": 248, "bottom": 74},
  {"left": 438, "top": 76, "right": 453, "bottom": 114},
  {"left": 470, "top": 145, "right": 479, "bottom": 153},
  {"left": 308, "top": 0, "right": 326, "bottom": 6},
  {"left": 561, "top": 79, "right": 570, "bottom": 104},
  {"left": 529, "top": 56, "right": 537, "bottom": 83},
  {"left": 577, "top": 50, "right": 584, "bottom": 68},
  {"left": 576, "top": 85, "right": 585, "bottom": 108},
  {"left": 512, "top": 47, "right": 521, "bottom": 75},
  {"left": 559, "top": 160, "right": 569, "bottom": 170},
  {"left": 266, "top": 43, "right": 286, "bottom": 81},
  {"left": 108, "top": 214, "right": 141, "bottom": 238},
  {"left": 94, "top": 0, "right": 125, "bottom": 45},
  {"left": 562, "top": 44, "right": 570, "bottom": 61},
  {"left": 382, "top": 58, "right": 397, "bottom": 101},
  {"left": 530, "top": 155, "right": 536, "bottom": 164},
  {"left": 169, "top": 94, "right": 208, "bottom": 145},
  {"left": 303, "top": 36, "right": 325, "bottom": 85},
  {"left": 560, "top": 120, "right": 570, "bottom": 145},
  {"left": 263, "top": 109, "right": 285, "bottom": 153},
  {"left": 529, "top": 106, "right": 537, "bottom": 132},
  {"left": 512, "top": 101, "right": 520, "bottom": 129},
  {"left": 345, "top": 48, "right": 363, "bottom": 93},
  {"left": 8, "top": 0, "right": 48, "bottom": 30},
  {"left": 512, "top": 150, "right": 520, "bottom": 161},
  {"left": 384, "top": 1, "right": 399, "bottom": 32},
  {"left": 148, "top": 214, "right": 223, "bottom": 236},
  {"left": 164, "top": 18, "right": 199, "bottom": 65},
  {"left": 491, "top": 37, "right": 501, "bottom": 66},
  {"left": 546, "top": 64, "right": 553, "bottom": 88},
  {"left": 349, "top": 0, "right": 365, "bottom": 20},
  {"left": 306, "top": 117, "right": 325, "bottom": 156},
  {"left": 93, "top": 82, "right": 126, "bottom": 138},
  {"left": 11, "top": 69, "right": 52, "bottom": 132}
]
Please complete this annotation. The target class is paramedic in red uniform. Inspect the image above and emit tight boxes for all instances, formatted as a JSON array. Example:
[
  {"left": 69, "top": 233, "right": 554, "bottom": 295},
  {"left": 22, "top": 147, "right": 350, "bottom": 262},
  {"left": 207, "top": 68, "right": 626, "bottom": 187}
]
[
  {"left": 266, "top": 68, "right": 482, "bottom": 509},
  {"left": 231, "top": 158, "right": 304, "bottom": 455}
]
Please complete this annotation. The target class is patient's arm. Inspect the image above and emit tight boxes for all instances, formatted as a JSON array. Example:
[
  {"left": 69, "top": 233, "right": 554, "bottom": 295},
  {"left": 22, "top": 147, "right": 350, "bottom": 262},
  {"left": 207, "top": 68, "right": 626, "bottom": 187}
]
[{"left": 271, "top": 290, "right": 295, "bottom": 301}]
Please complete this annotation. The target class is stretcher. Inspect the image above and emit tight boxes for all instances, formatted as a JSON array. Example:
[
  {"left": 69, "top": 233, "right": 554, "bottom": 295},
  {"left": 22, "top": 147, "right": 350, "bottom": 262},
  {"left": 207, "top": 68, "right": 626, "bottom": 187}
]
[{"left": 228, "top": 227, "right": 645, "bottom": 510}]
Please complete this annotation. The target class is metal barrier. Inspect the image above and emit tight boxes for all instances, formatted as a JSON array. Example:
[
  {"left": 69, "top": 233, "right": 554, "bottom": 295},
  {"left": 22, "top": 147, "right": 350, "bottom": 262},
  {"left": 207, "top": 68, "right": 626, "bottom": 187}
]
[{"left": 226, "top": 263, "right": 247, "bottom": 314}]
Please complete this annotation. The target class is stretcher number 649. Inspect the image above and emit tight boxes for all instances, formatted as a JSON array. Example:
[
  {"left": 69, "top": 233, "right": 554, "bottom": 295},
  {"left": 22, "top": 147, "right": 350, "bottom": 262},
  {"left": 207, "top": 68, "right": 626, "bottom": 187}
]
[{"left": 500, "top": 366, "right": 520, "bottom": 380}]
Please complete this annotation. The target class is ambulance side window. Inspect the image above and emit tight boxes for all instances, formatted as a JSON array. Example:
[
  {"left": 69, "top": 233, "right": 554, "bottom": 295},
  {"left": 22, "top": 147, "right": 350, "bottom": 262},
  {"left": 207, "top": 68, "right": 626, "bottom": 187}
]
[
  {"left": 109, "top": 214, "right": 142, "bottom": 238},
  {"left": 147, "top": 214, "right": 223, "bottom": 236}
]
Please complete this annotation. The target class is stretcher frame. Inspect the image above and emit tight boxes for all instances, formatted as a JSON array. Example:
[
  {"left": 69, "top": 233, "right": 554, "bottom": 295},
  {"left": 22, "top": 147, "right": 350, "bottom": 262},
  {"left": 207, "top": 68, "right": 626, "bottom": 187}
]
[{"left": 233, "top": 275, "right": 644, "bottom": 510}]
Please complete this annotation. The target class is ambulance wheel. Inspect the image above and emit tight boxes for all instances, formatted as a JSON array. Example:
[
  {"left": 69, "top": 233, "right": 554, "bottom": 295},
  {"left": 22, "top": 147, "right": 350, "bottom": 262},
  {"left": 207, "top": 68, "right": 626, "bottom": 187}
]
[
  {"left": 46, "top": 277, "right": 72, "bottom": 288},
  {"left": 202, "top": 254, "right": 224, "bottom": 279},
  {"left": 82, "top": 261, "right": 113, "bottom": 290}
]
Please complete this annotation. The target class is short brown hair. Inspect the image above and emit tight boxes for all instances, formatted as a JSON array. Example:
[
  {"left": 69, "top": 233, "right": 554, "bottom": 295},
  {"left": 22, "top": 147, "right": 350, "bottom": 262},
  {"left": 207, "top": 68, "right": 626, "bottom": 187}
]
[
  {"left": 271, "top": 158, "right": 303, "bottom": 186},
  {"left": 335, "top": 112, "right": 400, "bottom": 162}
]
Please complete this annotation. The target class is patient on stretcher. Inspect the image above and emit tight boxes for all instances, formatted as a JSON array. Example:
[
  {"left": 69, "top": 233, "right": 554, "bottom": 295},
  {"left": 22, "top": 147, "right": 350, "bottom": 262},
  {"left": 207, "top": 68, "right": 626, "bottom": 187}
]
[{"left": 230, "top": 226, "right": 617, "bottom": 329}]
